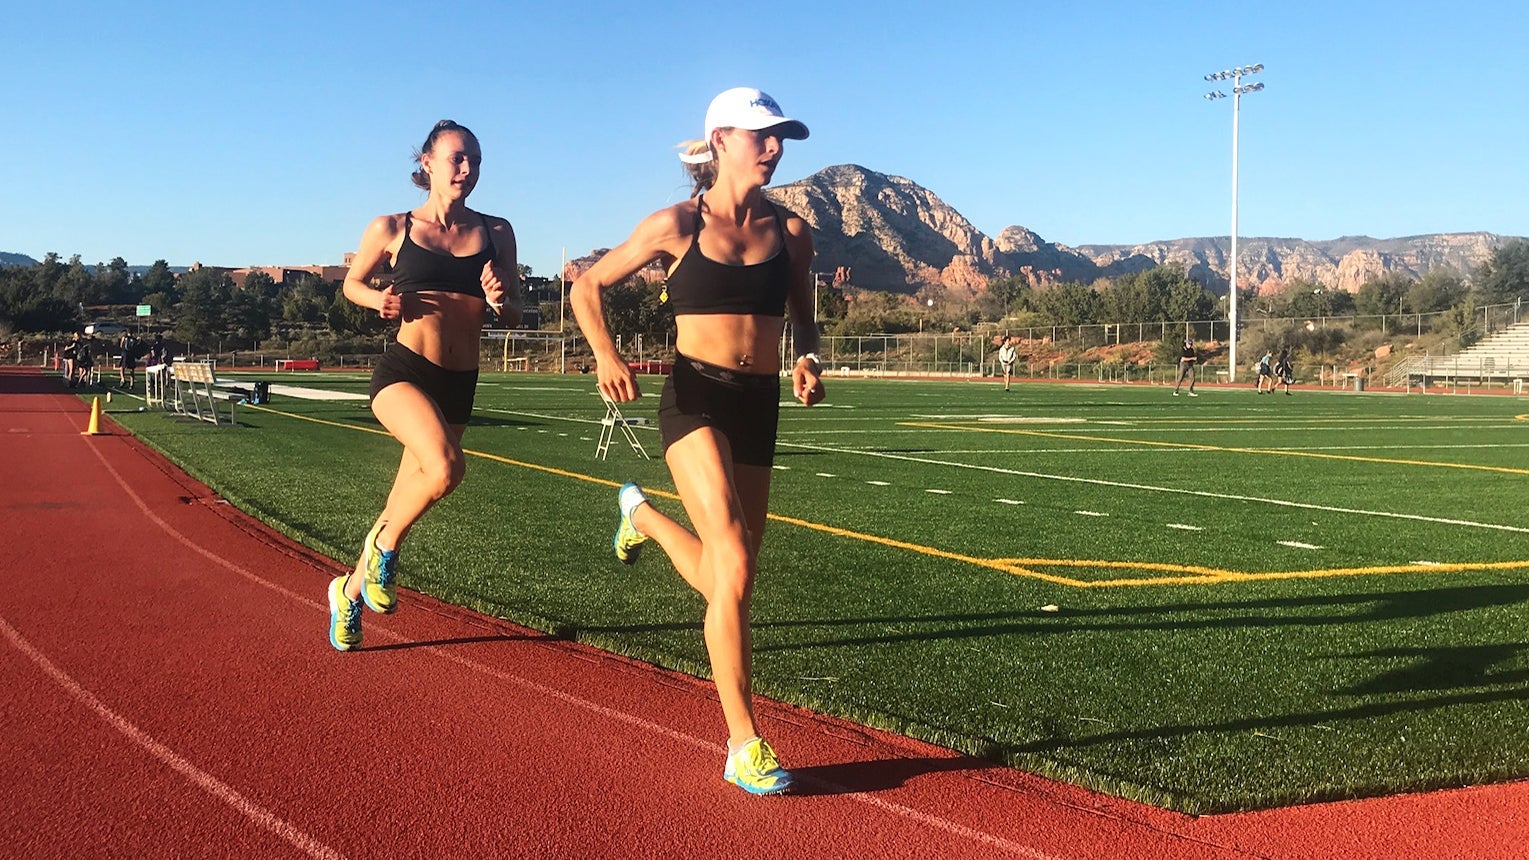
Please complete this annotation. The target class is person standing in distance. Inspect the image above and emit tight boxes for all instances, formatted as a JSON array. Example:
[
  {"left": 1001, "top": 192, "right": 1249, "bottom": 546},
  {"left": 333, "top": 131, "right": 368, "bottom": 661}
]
[
  {"left": 998, "top": 336, "right": 1018, "bottom": 392},
  {"left": 570, "top": 87, "right": 820, "bottom": 796},
  {"left": 1255, "top": 349, "right": 1275, "bottom": 394},
  {"left": 328, "top": 120, "right": 519, "bottom": 651},
  {"left": 1172, "top": 336, "right": 1198, "bottom": 396}
]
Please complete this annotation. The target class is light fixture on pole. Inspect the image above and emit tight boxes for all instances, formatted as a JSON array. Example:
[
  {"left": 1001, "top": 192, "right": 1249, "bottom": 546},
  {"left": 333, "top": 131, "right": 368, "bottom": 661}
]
[{"left": 1203, "top": 62, "right": 1264, "bottom": 382}]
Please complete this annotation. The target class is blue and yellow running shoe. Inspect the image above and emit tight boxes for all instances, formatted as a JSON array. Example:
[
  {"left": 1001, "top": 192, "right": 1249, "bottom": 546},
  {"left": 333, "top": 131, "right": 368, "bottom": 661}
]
[
  {"left": 723, "top": 737, "right": 793, "bottom": 795},
  {"left": 327, "top": 575, "right": 363, "bottom": 651},
  {"left": 613, "top": 482, "right": 650, "bottom": 565},
  {"left": 358, "top": 520, "right": 398, "bottom": 614}
]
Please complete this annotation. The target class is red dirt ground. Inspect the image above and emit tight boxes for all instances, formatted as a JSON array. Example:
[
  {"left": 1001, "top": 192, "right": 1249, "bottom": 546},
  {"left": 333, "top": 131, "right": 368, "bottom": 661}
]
[{"left": 1, "top": 366, "right": 1522, "bottom": 859}]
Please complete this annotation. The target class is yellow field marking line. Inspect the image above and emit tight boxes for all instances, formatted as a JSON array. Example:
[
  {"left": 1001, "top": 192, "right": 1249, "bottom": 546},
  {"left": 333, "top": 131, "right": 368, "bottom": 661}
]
[
  {"left": 1078, "top": 415, "right": 1511, "bottom": 426},
  {"left": 245, "top": 405, "right": 1529, "bottom": 588},
  {"left": 902, "top": 421, "right": 1529, "bottom": 476}
]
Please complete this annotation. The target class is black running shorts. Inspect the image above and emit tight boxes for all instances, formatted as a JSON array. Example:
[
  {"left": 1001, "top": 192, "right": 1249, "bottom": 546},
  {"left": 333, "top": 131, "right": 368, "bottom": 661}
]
[
  {"left": 369, "top": 342, "right": 478, "bottom": 425},
  {"left": 657, "top": 354, "right": 781, "bottom": 467}
]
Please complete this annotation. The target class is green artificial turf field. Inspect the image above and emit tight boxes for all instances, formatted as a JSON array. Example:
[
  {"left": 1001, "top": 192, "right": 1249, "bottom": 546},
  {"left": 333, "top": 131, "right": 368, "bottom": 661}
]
[{"left": 100, "top": 371, "right": 1529, "bottom": 812}]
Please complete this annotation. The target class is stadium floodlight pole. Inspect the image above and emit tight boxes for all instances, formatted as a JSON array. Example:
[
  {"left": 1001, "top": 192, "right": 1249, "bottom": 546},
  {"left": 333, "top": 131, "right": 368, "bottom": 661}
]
[{"left": 1204, "top": 63, "right": 1264, "bottom": 381}]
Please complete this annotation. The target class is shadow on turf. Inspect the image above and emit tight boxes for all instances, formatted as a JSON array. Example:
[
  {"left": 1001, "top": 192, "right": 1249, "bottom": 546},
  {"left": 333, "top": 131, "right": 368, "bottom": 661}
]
[
  {"left": 735, "top": 583, "right": 1529, "bottom": 651},
  {"left": 788, "top": 755, "right": 996, "bottom": 796},
  {"left": 346, "top": 414, "right": 541, "bottom": 430},
  {"left": 1004, "top": 683, "right": 1529, "bottom": 759}
]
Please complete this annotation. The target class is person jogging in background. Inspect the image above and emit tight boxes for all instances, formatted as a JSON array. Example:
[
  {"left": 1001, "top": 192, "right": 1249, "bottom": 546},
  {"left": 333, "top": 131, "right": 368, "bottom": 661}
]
[
  {"left": 118, "top": 332, "right": 140, "bottom": 389},
  {"left": 998, "top": 336, "right": 1018, "bottom": 392},
  {"left": 571, "top": 87, "right": 819, "bottom": 797},
  {"left": 1255, "top": 349, "right": 1275, "bottom": 393},
  {"left": 61, "top": 333, "right": 79, "bottom": 388},
  {"left": 75, "top": 334, "right": 95, "bottom": 388},
  {"left": 327, "top": 119, "right": 519, "bottom": 652},
  {"left": 1172, "top": 336, "right": 1198, "bottom": 396},
  {"left": 1274, "top": 346, "right": 1294, "bottom": 395}
]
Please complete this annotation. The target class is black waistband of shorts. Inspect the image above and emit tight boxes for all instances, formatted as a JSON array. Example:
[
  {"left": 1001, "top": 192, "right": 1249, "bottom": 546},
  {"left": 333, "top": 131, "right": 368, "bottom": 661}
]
[
  {"left": 388, "top": 341, "right": 477, "bottom": 378},
  {"left": 674, "top": 353, "right": 781, "bottom": 390}
]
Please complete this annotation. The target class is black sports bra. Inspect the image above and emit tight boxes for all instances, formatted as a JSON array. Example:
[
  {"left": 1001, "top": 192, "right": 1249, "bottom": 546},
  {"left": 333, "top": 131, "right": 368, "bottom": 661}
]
[
  {"left": 390, "top": 212, "right": 495, "bottom": 299},
  {"left": 663, "top": 197, "right": 791, "bottom": 317}
]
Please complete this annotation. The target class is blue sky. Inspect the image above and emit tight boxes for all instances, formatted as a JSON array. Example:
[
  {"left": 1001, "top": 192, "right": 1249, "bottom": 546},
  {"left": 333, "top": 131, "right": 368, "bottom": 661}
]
[{"left": 8, "top": 0, "right": 1526, "bottom": 277}]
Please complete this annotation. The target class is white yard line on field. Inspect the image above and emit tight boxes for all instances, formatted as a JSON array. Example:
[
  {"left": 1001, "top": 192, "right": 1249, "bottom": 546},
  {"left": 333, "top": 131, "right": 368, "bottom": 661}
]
[{"left": 777, "top": 441, "right": 1529, "bottom": 534}]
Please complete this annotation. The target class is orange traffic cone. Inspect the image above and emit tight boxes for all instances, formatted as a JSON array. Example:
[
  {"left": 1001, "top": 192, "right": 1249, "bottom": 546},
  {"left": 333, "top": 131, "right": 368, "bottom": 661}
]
[{"left": 82, "top": 397, "right": 105, "bottom": 436}]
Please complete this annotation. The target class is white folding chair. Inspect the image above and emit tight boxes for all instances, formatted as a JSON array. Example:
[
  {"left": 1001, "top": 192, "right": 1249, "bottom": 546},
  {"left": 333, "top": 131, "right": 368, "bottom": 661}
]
[{"left": 596, "top": 390, "right": 650, "bottom": 461}]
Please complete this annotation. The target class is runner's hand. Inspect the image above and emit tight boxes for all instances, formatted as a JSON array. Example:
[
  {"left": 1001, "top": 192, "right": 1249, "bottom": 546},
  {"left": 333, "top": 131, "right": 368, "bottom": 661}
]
[
  {"left": 376, "top": 285, "right": 402, "bottom": 320},
  {"left": 598, "top": 358, "right": 641, "bottom": 403},
  {"left": 793, "top": 361, "right": 825, "bottom": 406}
]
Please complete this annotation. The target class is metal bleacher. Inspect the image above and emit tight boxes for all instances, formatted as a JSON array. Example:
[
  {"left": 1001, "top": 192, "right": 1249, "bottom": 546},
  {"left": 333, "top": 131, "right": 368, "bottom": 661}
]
[{"left": 1386, "top": 321, "right": 1529, "bottom": 391}]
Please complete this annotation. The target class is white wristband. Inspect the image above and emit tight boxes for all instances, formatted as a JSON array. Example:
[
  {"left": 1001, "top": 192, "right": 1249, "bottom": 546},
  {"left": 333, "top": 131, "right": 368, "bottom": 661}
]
[{"left": 797, "top": 352, "right": 820, "bottom": 367}]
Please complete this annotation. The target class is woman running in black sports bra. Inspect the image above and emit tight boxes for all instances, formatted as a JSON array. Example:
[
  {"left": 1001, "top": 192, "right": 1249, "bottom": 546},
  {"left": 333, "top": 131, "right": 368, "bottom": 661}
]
[
  {"left": 571, "top": 87, "right": 821, "bottom": 796},
  {"left": 326, "top": 119, "right": 520, "bottom": 652}
]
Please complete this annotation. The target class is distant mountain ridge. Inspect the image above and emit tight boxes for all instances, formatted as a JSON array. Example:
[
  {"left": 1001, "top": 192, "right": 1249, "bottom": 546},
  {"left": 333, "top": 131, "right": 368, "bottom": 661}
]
[
  {"left": 1075, "top": 232, "right": 1517, "bottom": 294},
  {"left": 763, "top": 164, "right": 1522, "bottom": 295},
  {"left": 1, "top": 252, "right": 38, "bottom": 267},
  {"left": 765, "top": 165, "right": 1102, "bottom": 296}
]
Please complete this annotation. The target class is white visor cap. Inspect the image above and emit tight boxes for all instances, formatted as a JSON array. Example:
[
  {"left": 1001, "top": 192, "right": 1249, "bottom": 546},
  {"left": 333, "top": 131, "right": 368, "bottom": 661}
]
[
  {"left": 680, "top": 88, "right": 808, "bottom": 164},
  {"left": 706, "top": 87, "right": 809, "bottom": 140}
]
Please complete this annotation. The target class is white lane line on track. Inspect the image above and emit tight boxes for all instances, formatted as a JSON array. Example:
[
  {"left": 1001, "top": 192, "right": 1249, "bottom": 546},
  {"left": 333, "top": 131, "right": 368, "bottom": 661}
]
[
  {"left": 0, "top": 614, "right": 345, "bottom": 860},
  {"left": 778, "top": 442, "right": 1529, "bottom": 534},
  {"left": 81, "top": 439, "right": 1060, "bottom": 859}
]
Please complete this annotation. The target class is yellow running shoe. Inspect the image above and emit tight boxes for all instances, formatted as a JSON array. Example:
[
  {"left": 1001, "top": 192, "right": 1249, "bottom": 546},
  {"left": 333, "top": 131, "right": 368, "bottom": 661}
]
[
  {"left": 723, "top": 737, "right": 793, "bottom": 795},
  {"left": 613, "top": 482, "right": 650, "bottom": 565},
  {"left": 327, "top": 575, "right": 363, "bottom": 651},
  {"left": 358, "top": 520, "right": 398, "bottom": 614}
]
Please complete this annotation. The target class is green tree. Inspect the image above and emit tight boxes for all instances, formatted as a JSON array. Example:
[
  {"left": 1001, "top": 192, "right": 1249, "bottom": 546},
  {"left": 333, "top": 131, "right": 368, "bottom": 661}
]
[
  {"left": 1354, "top": 272, "right": 1412, "bottom": 316},
  {"left": 223, "top": 288, "right": 273, "bottom": 345},
  {"left": 282, "top": 275, "right": 327, "bottom": 324},
  {"left": 1098, "top": 273, "right": 1152, "bottom": 322},
  {"left": 327, "top": 289, "right": 387, "bottom": 336},
  {"left": 1404, "top": 269, "right": 1465, "bottom": 314},
  {"left": 173, "top": 267, "right": 233, "bottom": 345},
  {"left": 1442, "top": 297, "right": 1480, "bottom": 349},
  {"left": 816, "top": 283, "right": 848, "bottom": 322},
  {"left": 0, "top": 266, "right": 75, "bottom": 332},
  {"left": 140, "top": 260, "right": 178, "bottom": 303},
  {"left": 1473, "top": 240, "right": 1529, "bottom": 305},
  {"left": 99, "top": 257, "right": 133, "bottom": 304},
  {"left": 980, "top": 275, "right": 1033, "bottom": 321},
  {"left": 34, "top": 253, "right": 63, "bottom": 297},
  {"left": 1163, "top": 274, "right": 1216, "bottom": 321},
  {"left": 241, "top": 271, "right": 280, "bottom": 301},
  {"left": 56, "top": 255, "right": 93, "bottom": 306},
  {"left": 1036, "top": 282, "right": 1100, "bottom": 327}
]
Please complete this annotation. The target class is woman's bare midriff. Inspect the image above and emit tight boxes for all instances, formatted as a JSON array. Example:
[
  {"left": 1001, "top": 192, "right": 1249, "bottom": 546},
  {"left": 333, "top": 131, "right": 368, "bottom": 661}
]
[
  {"left": 395, "top": 292, "right": 487, "bottom": 372},
  {"left": 674, "top": 314, "right": 788, "bottom": 375}
]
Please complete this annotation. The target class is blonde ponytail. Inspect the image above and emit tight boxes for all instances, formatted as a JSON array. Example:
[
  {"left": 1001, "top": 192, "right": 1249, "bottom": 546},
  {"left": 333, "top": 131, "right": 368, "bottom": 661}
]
[{"left": 677, "top": 138, "right": 717, "bottom": 197}]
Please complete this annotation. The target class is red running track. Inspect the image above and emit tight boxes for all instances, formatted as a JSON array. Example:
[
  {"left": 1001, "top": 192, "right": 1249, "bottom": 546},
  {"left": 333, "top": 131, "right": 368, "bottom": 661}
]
[{"left": 1, "top": 366, "right": 1523, "bottom": 859}]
